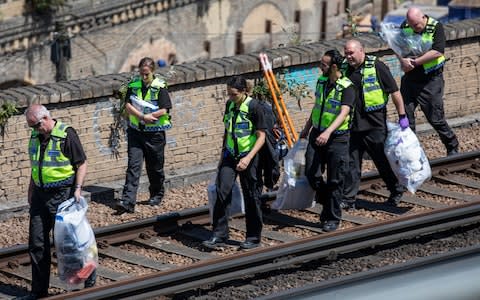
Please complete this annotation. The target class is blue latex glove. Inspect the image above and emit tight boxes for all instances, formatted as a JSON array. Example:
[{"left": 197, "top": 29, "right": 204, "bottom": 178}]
[{"left": 399, "top": 115, "right": 409, "bottom": 130}]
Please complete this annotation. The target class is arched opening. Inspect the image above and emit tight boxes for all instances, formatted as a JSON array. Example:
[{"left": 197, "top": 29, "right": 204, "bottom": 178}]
[
  {"left": 241, "top": 3, "right": 287, "bottom": 52},
  {"left": 0, "top": 80, "right": 31, "bottom": 89}
]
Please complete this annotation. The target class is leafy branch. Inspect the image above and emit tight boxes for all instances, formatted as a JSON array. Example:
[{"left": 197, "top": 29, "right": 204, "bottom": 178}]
[
  {"left": 109, "top": 75, "right": 136, "bottom": 159},
  {"left": 0, "top": 102, "right": 18, "bottom": 138},
  {"left": 25, "top": 0, "right": 65, "bottom": 15},
  {"left": 344, "top": 8, "right": 359, "bottom": 37},
  {"left": 251, "top": 69, "right": 311, "bottom": 110}
]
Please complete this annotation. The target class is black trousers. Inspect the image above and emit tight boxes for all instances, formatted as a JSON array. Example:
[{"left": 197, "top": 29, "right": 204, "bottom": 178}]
[
  {"left": 343, "top": 129, "right": 404, "bottom": 203},
  {"left": 401, "top": 74, "right": 458, "bottom": 152},
  {"left": 29, "top": 186, "right": 96, "bottom": 296},
  {"left": 305, "top": 129, "right": 348, "bottom": 223},
  {"left": 212, "top": 152, "right": 263, "bottom": 241},
  {"left": 122, "top": 128, "right": 166, "bottom": 205}
]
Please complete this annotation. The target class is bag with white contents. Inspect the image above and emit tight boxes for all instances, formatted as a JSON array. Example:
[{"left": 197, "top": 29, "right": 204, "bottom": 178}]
[
  {"left": 384, "top": 122, "right": 431, "bottom": 193},
  {"left": 54, "top": 197, "right": 98, "bottom": 290}
]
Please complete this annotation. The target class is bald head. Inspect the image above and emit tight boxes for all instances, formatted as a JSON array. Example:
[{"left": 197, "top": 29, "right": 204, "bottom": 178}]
[
  {"left": 25, "top": 104, "right": 53, "bottom": 134},
  {"left": 345, "top": 39, "right": 363, "bottom": 51},
  {"left": 406, "top": 7, "right": 427, "bottom": 33},
  {"left": 25, "top": 104, "right": 49, "bottom": 120},
  {"left": 344, "top": 39, "right": 365, "bottom": 69}
]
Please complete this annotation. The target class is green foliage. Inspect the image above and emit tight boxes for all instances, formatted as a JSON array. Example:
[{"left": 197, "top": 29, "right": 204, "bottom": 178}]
[
  {"left": 345, "top": 8, "right": 358, "bottom": 37},
  {"left": 280, "top": 23, "right": 311, "bottom": 47},
  {"left": 109, "top": 75, "right": 136, "bottom": 159},
  {"left": 252, "top": 70, "right": 311, "bottom": 110},
  {"left": 26, "top": 0, "right": 65, "bottom": 14},
  {"left": 0, "top": 102, "right": 18, "bottom": 138}
]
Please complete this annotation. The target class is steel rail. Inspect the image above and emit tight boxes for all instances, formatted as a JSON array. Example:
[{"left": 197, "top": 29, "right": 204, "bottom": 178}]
[
  {"left": 0, "top": 206, "right": 210, "bottom": 268},
  {"left": 47, "top": 202, "right": 480, "bottom": 300},
  {"left": 0, "top": 150, "right": 478, "bottom": 296},
  {"left": 0, "top": 151, "right": 478, "bottom": 266},
  {"left": 257, "top": 244, "right": 480, "bottom": 300}
]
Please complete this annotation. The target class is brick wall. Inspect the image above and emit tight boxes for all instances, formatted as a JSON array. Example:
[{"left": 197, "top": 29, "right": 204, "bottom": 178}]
[{"left": 1, "top": 18, "right": 480, "bottom": 209}]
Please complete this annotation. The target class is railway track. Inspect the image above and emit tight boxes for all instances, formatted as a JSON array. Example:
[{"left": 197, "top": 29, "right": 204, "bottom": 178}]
[{"left": 1, "top": 151, "right": 479, "bottom": 299}]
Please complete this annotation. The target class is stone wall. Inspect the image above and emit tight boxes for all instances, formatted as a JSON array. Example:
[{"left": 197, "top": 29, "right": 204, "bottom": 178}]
[
  {"left": 0, "top": 17, "right": 479, "bottom": 209},
  {"left": 0, "top": 0, "right": 374, "bottom": 86}
]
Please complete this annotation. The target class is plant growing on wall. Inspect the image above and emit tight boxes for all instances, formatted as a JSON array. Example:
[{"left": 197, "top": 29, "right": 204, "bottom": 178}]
[
  {"left": 344, "top": 8, "right": 359, "bottom": 37},
  {"left": 109, "top": 75, "right": 135, "bottom": 159},
  {"left": 0, "top": 102, "right": 18, "bottom": 138},
  {"left": 25, "top": 0, "right": 65, "bottom": 15},
  {"left": 251, "top": 69, "right": 311, "bottom": 111},
  {"left": 279, "top": 23, "right": 311, "bottom": 47}
]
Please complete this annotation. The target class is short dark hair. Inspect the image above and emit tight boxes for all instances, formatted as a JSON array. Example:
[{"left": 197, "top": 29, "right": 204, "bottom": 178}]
[
  {"left": 138, "top": 57, "right": 156, "bottom": 71},
  {"left": 226, "top": 76, "right": 247, "bottom": 91},
  {"left": 324, "top": 49, "right": 344, "bottom": 67}
]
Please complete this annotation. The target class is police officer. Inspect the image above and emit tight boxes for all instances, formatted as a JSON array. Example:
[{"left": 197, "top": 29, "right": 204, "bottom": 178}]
[
  {"left": 23, "top": 104, "right": 95, "bottom": 299},
  {"left": 203, "top": 76, "right": 266, "bottom": 249},
  {"left": 342, "top": 39, "right": 408, "bottom": 207},
  {"left": 398, "top": 7, "right": 459, "bottom": 156},
  {"left": 117, "top": 57, "right": 172, "bottom": 213},
  {"left": 300, "top": 49, "right": 356, "bottom": 232}
]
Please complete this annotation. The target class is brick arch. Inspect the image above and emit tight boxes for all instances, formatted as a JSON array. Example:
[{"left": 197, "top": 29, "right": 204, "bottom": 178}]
[
  {"left": 110, "top": 18, "right": 179, "bottom": 73},
  {"left": 0, "top": 79, "right": 32, "bottom": 89},
  {"left": 224, "top": 0, "right": 290, "bottom": 55}
]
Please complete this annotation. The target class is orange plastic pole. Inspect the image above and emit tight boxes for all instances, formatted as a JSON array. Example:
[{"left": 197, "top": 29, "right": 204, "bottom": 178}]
[
  {"left": 259, "top": 53, "right": 294, "bottom": 147},
  {"left": 260, "top": 53, "right": 298, "bottom": 146},
  {"left": 265, "top": 59, "right": 298, "bottom": 143}
]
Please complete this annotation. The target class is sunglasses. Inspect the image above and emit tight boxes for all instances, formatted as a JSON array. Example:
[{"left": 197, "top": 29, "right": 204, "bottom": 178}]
[{"left": 30, "top": 119, "right": 43, "bottom": 129}]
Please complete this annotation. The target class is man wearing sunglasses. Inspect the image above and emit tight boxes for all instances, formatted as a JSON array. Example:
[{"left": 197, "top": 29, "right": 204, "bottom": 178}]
[{"left": 21, "top": 104, "right": 95, "bottom": 299}]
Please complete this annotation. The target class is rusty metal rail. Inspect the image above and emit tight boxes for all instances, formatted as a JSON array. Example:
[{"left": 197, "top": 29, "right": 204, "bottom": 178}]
[
  {"left": 49, "top": 202, "right": 480, "bottom": 300},
  {"left": 0, "top": 150, "right": 479, "bottom": 299}
]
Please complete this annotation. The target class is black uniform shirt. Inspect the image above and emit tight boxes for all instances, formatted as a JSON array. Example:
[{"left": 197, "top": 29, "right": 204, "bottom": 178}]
[
  {"left": 402, "top": 16, "right": 445, "bottom": 82},
  {"left": 346, "top": 59, "right": 398, "bottom": 132}
]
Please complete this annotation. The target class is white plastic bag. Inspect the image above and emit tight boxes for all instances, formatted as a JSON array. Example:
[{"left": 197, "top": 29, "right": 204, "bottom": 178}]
[
  {"left": 272, "top": 138, "right": 315, "bottom": 210},
  {"left": 271, "top": 175, "right": 315, "bottom": 210},
  {"left": 380, "top": 22, "right": 432, "bottom": 57},
  {"left": 283, "top": 138, "right": 308, "bottom": 187},
  {"left": 384, "top": 122, "right": 431, "bottom": 193},
  {"left": 130, "top": 94, "right": 158, "bottom": 113},
  {"left": 54, "top": 197, "right": 98, "bottom": 290},
  {"left": 207, "top": 174, "right": 245, "bottom": 222}
]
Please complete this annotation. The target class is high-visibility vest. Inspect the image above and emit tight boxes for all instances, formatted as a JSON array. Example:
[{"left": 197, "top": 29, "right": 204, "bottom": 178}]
[
  {"left": 362, "top": 56, "right": 388, "bottom": 112},
  {"left": 341, "top": 56, "right": 388, "bottom": 112},
  {"left": 128, "top": 77, "right": 172, "bottom": 131},
  {"left": 224, "top": 97, "right": 257, "bottom": 157},
  {"left": 402, "top": 17, "right": 446, "bottom": 74},
  {"left": 29, "top": 121, "right": 75, "bottom": 188},
  {"left": 312, "top": 76, "right": 352, "bottom": 133}
]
